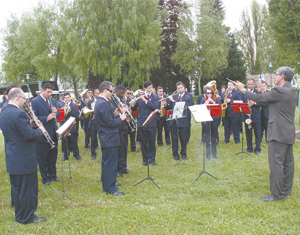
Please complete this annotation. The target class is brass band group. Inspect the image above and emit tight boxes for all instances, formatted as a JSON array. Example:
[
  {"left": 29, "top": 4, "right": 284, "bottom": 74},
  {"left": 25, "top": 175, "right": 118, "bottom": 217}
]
[{"left": 0, "top": 66, "right": 298, "bottom": 224}]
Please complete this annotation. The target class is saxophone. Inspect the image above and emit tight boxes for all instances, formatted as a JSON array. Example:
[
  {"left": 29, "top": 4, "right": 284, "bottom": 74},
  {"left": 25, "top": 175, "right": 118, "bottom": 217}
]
[
  {"left": 160, "top": 97, "right": 165, "bottom": 117},
  {"left": 221, "top": 88, "right": 228, "bottom": 118},
  {"left": 23, "top": 100, "right": 55, "bottom": 149}
]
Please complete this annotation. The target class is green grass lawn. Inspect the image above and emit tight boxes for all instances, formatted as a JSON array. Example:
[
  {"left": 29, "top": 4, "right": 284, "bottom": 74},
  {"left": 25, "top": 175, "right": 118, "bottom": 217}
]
[{"left": 1, "top": 109, "right": 300, "bottom": 234}]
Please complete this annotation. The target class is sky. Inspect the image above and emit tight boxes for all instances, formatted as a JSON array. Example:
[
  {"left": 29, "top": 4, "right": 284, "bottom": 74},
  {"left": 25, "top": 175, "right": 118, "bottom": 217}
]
[{"left": 0, "top": 0, "right": 267, "bottom": 68}]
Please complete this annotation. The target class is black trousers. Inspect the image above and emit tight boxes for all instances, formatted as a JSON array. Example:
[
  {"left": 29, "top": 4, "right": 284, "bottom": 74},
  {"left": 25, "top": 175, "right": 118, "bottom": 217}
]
[
  {"left": 84, "top": 119, "right": 91, "bottom": 148},
  {"left": 245, "top": 122, "right": 261, "bottom": 152},
  {"left": 268, "top": 141, "right": 294, "bottom": 200},
  {"left": 62, "top": 133, "right": 79, "bottom": 158},
  {"left": 10, "top": 173, "right": 38, "bottom": 224},
  {"left": 118, "top": 128, "right": 128, "bottom": 173},
  {"left": 36, "top": 142, "right": 58, "bottom": 184},
  {"left": 101, "top": 146, "right": 118, "bottom": 193},
  {"left": 202, "top": 119, "right": 219, "bottom": 158},
  {"left": 170, "top": 122, "right": 188, "bottom": 158},
  {"left": 129, "top": 129, "right": 136, "bottom": 151},
  {"left": 139, "top": 126, "right": 156, "bottom": 163},
  {"left": 261, "top": 115, "right": 268, "bottom": 142},
  {"left": 156, "top": 118, "right": 170, "bottom": 145},
  {"left": 223, "top": 117, "right": 240, "bottom": 142},
  {"left": 90, "top": 122, "right": 98, "bottom": 156}
]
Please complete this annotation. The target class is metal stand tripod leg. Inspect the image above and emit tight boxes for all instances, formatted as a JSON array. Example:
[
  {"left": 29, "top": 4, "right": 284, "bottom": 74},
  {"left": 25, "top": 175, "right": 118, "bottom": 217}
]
[
  {"left": 235, "top": 118, "right": 251, "bottom": 159},
  {"left": 133, "top": 163, "right": 160, "bottom": 189}
]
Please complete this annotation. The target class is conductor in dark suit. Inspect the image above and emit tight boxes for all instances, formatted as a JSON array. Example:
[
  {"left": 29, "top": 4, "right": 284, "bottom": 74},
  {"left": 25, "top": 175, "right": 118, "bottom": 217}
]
[
  {"left": 31, "top": 83, "right": 60, "bottom": 186},
  {"left": 165, "top": 81, "right": 194, "bottom": 160},
  {"left": 237, "top": 66, "right": 298, "bottom": 202},
  {"left": 131, "top": 81, "right": 159, "bottom": 166},
  {"left": 94, "top": 81, "right": 127, "bottom": 196},
  {"left": 61, "top": 93, "right": 82, "bottom": 161},
  {"left": 0, "top": 88, "right": 46, "bottom": 224}
]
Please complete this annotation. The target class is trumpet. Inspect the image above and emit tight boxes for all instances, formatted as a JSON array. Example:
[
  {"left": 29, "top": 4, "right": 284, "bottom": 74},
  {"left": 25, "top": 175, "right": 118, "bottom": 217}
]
[{"left": 111, "top": 94, "right": 136, "bottom": 132}]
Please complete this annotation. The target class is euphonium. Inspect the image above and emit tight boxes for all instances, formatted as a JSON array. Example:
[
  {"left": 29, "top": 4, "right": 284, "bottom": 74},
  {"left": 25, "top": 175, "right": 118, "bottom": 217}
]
[
  {"left": 80, "top": 89, "right": 91, "bottom": 104},
  {"left": 206, "top": 80, "right": 219, "bottom": 96}
]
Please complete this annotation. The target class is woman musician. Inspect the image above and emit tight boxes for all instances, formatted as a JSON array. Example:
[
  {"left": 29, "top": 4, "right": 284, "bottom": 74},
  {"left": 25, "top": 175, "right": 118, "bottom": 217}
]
[{"left": 199, "top": 86, "right": 221, "bottom": 159}]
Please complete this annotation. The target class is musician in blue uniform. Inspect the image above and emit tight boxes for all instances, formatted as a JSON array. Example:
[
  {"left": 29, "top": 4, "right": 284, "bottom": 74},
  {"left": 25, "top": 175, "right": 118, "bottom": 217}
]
[
  {"left": 56, "top": 93, "right": 65, "bottom": 109},
  {"left": 166, "top": 81, "right": 194, "bottom": 160},
  {"left": 131, "top": 81, "right": 159, "bottom": 166},
  {"left": 223, "top": 81, "right": 242, "bottom": 144},
  {"left": 260, "top": 81, "right": 269, "bottom": 142},
  {"left": 1, "top": 82, "right": 21, "bottom": 113},
  {"left": 31, "top": 83, "right": 60, "bottom": 186},
  {"left": 61, "top": 92, "right": 81, "bottom": 161},
  {"left": 156, "top": 86, "right": 170, "bottom": 147},
  {"left": 81, "top": 89, "right": 93, "bottom": 150},
  {"left": 87, "top": 89, "right": 100, "bottom": 160},
  {"left": 125, "top": 87, "right": 137, "bottom": 152},
  {"left": 95, "top": 81, "right": 127, "bottom": 196},
  {"left": 0, "top": 88, "right": 46, "bottom": 224},
  {"left": 199, "top": 86, "right": 221, "bottom": 159}
]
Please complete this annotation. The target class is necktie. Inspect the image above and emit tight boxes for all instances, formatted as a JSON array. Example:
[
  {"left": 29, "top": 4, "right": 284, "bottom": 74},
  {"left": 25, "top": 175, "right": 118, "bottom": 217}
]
[
  {"left": 46, "top": 99, "right": 50, "bottom": 109},
  {"left": 178, "top": 95, "right": 181, "bottom": 102},
  {"left": 145, "top": 94, "right": 150, "bottom": 100},
  {"left": 108, "top": 100, "right": 111, "bottom": 106}
]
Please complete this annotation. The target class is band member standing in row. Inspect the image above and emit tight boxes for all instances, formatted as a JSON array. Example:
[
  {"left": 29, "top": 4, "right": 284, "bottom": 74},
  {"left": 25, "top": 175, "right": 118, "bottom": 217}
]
[
  {"left": 156, "top": 86, "right": 171, "bottom": 147},
  {"left": 0, "top": 88, "right": 46, "bottom": 224},
  {"left": 166, "top": 81, "right": 194, "bottom": 161},
  {"left": 95, "top": 81, "right": 127, "bottom": 196},
  {"left": 0, "top": 91, "right": 7, "bottom": 108},
  {"left": 198, "top": 86, "right": 221, "bottom": 159},
  {"left": 260, "top": 81, "right": 269, "bottom": 142},
  {"left": 56, "top": 93, "right": 65, "bottom": 109},
  {"left": 80, "top": 89, "right": 93, "bottom": 151},
  {"left": 87, "top": 89, "right": 100, "bottom": 160},
  {"left": 113, "top": 85, "right": 129, "bottom": 177},
  {"left": 223, "top": 81, "right": 242, "bottom": 144},
  {"left": 237, "top": 66, "right": 298, "bottom": 202},
  {"left": 31, "top": 83, "right": 61, "bottom": 186},
  {"left": 132, "top": 81, "right": 159, "bottom": 166},
  {"left": 124, "top": 87, "right": 136, "bottom": 152},
  {"left": 1, "top": 82, "right": 21, "bottom": 113},
  {"left": 242, "top": 78, "right": 264, "bottom": 154},
  {"left": 62, "top": 93, "right": 82, "bottom": 161}
]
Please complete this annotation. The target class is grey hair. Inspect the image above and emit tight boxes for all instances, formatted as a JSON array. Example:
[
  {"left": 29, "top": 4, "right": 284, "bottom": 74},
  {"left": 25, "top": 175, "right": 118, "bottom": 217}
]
[
  {"left": 277, "top": 66, "right": 294, "bottom": 82},
  {"left": 8, "top": 88, "right": 23, "bottom": 100}
]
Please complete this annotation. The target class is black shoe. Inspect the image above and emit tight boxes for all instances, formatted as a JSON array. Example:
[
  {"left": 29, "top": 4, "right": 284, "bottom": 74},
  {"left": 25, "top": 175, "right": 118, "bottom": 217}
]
[
  {"left": 63, "top": 157, "right": 68, "bottom": 161},
  {"left": 235, "top": 140, "right": 240, "bottom": 144},
  {"left": 174, "top": 156, "right": 180, "bottom": 161},
  {"left": 158, "top": 144, "right": 163, "bottom": 147},
  {"left": 43, "top": 181, "right": 51, "bottom": 186},
  {"left": 115, "top": 181, "right": 121, "bottom": 186},
  {"left": 150, "top": 161, "right": 158, "bottom": 166},
  {"left": 259, "top": 195, "right": 276, "bottom": 202},
  {"left": 117, "top": 173, "right": 124, "bottom": 178},
  {"left": 131, "top": 149, "right": 136, "bottom": 152},
  {"left": 75, "top": 156, "right": 82, "bottom": 161},
  {"left": 106, "top": 191, "right": 125, "bottom": 196},
  {"left": 91, "top": 154, "right": 96, "bottom": 160},
  {"left": 123, "top": 169, "right": 131, "bottom": 174},
  {"left": 166, "top": 143, "right": 171, "bottom": 146},
  {"left": 255, "top": 151, "right": 261, "bottom": 155},
  {"left": 32, "top": 216, "right": 46, "bottom": 223},
  {"left": 247, "top": 149, "right": 253, "bottom": 153},
  {"left": 142, "top": 162, "right": 148, "bottom": 166},
  {"left": 223, "top": 141, "right": 229, "bottom": 144},
  {"left": 51, "top": 177, "right": 62, "bottom": 182},
  {"left": 181, "top": 155, "right": 187, "bottom": 160}
]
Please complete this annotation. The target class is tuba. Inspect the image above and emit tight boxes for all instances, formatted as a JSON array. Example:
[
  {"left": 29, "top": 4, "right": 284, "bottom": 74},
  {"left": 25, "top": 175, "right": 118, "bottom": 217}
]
[
  {"left": 80, "top": 89, "right": 91, "bottom": 104},
  {"left": 206, "top": 80, "right": 219, "bottom": 96}
]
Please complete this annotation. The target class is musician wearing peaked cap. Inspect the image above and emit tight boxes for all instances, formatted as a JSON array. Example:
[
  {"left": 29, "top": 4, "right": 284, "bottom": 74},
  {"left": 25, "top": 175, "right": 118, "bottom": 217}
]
[
  {"left": 0, "top": 88, "right": 46, "bottom": 224},
  {"left": 237, "top": 66, "right": 298, "bottom": 202},
  {"left": 94, "top": 81, "right": 127, "bottom": 196},
  {"left": 31, "top": 83, "right": 60, "bottom": 186}
]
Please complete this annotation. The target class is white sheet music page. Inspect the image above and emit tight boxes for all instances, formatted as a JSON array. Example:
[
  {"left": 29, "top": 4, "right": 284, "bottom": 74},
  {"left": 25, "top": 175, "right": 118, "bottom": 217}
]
[
  {"left": 189, "top": 104, "right": 213, "bottom": 123},
  {"left": 171, "top": 101, "right": 185, "bottom": 119},
  {"left": 56, "top": 117, "right": 76, "bottom": 135}
]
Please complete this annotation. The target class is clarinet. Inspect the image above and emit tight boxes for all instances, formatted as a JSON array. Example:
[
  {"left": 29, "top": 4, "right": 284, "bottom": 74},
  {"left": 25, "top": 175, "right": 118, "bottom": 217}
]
[
  {"left": 111, "top": 94, "right": 136, "bottom": 133},
  {"left": 23, "top": 100, "right": 56, "bottom": 149}
]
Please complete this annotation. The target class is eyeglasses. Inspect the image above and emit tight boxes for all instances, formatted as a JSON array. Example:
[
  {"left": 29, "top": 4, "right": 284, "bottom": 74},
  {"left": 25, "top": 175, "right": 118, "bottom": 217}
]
[
  {"left": 275, "top": 73, "right": 280, "bottom": 76},
  {"left": 106, "top": 88, "right": 113, "bottom": 93},
  {"left": 206, "top": 92, "right": 212, "bottom": 94}
]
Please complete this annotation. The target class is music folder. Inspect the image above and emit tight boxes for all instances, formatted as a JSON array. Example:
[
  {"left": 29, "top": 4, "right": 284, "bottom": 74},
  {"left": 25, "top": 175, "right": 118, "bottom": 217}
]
[
  {"left": 57, "top": 109, "right": 65, "bottom": 121},
  {"left": 188, "top": 105, "right": 212, "bottom": 123},
  {"left": 56, "top": 117, "right": 76, "bottom": 138},
  {"left": 231, "top": 103, "right": 251, "bottom": 114},
  {"left": 205, "top": 104, "right": 222, "bottom": 117},
  {"left": 142, "top": 109, "right": 160, "bottom": 127}
]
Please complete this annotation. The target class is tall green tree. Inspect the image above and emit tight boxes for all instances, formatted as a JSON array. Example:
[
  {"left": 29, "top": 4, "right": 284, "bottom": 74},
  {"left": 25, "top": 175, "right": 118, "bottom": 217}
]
[
  {"left": 173, "top": 0, "right": 229, "bottom": 94},
  {"left": 63, "top": 0, "right": 162, "bottom": 89},
  {"left": 268, "top": 0, "right": 300, "bottom": 72}
]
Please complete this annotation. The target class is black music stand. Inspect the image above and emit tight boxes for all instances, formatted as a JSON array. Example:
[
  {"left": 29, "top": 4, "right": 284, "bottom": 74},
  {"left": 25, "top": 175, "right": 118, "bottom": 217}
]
[
  {"left": 52, "top": 117, "right": 76, "bottom": 204},
  {"left": 231, "top": 103, "right": 251, "bottom": 159},
  {"left": 133, "top": 110, "right": 160, "bottom": 189},
  {"left": 189, "top": 105, "right": 218, "bottom": 183}
]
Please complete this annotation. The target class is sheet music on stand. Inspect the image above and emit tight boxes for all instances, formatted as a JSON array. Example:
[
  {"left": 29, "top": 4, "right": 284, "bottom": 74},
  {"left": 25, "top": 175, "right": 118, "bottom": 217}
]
[
  {"left": 188, "top": 104, "right": 213, "bottom": 123},
  {"left": 168, "top": 101, "right": 186, "bottom": 120},
  {"left": 142, "top": 109, "right": 160, "bottom": 127},
  {"left": 56, "top": 117, "right": 76, "bottom": 137}
]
